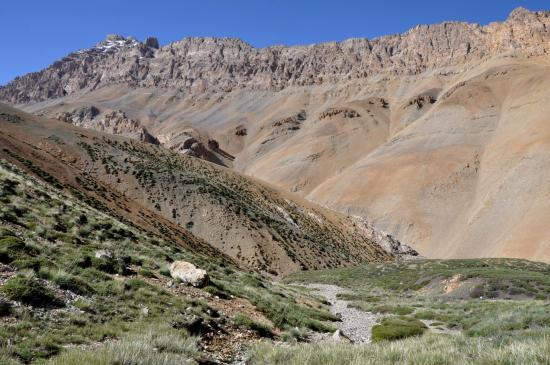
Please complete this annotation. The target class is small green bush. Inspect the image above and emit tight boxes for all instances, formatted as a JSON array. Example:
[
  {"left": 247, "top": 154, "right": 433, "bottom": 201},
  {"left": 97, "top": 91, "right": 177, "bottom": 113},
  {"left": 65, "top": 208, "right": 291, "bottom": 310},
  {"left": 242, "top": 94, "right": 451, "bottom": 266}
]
[
  {"left": 11, "top": 257, "right": 44, "bottom": 271},
  {"left": 2, "top": 275, "right": 62, "bottom": 307},
  {"left": 0, "top": 236, "right": 25, "bottom": 263},
  {"left": 123, "top": 278, "right": 150, "bottom": 292},
  {"left": 0, "top": 236, "right": 38, "bottom": 263},
  {"left": 159, "top": 266, "right": 171, "bottom": 277},
  {"left": 281, "top": 327, "right": 309, "bottom": 342},
  {"left": 53, "top": 274, "right": 95, "bottom": 296},
  {"left": 234, "top": 313, "right": 273, "bottom": 337},
  {"left": 0, "top": 227, "right": 16, "bottom": 237},
  {"left": 138, "top": 267, "right": 155, "bottom": 278},
  {"left": 372, "top": 304, "right": 414, "bottom": 315},
  {"left": 204, "top": 281, "right": 231, "bottom": 299},
  {"left": 371, "top": 316, "right": 427, "bottom": 342},
  {"left": 414, "top": 310, "right": 438, "bottom": 320},
  {"left": 76, "top": 214, "right": 88, "bottom": 225},
  {"left": 92, "top": 256, "right": 125, "bottom": 274},
  {"left": 78, "top": 267, "right": 112, "bottom": 283}
]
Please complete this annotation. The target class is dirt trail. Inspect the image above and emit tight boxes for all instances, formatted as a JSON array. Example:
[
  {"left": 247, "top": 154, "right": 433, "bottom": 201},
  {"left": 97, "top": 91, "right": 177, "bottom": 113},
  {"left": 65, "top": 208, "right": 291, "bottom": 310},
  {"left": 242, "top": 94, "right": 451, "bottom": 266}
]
[{"left": 307, "top": 283, "right": 379, "bottom": 344}]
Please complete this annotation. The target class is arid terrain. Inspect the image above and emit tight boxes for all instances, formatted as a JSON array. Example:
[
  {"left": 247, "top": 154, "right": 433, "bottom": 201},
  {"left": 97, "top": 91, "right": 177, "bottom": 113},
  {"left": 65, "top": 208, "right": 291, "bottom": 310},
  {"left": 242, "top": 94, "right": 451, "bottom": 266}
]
[
  {"left": 1, "top": 6, "right": 550, "bottom": 365},
  {"left": 0, "top": 103, "right": 409, "bottom": 277},
  {"left": 2, "top": 7, "right": 549, "bottom": 262}
]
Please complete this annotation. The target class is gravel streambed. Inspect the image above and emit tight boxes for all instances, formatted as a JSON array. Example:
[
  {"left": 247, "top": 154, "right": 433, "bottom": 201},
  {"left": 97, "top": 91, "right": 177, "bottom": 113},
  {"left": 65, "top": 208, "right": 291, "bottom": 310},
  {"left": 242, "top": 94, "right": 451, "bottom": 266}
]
[{"left": 306, "top": 283, "right": 380, "bottom": 344}]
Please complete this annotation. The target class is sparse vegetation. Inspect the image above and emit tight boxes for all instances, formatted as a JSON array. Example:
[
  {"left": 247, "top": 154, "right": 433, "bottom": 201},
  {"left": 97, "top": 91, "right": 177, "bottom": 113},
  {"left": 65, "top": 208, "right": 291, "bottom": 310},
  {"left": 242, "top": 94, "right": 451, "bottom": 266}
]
[
  {"left": 290, "top": 259, "right": 550, "bottom": 298},
  {"left": 289, "top": 259, "right": 550, "bottom": 338},
  {"left": 72, "top": 133, "right": 391, "bottom": 274},
  {"left": 0, "top": 159, "right": 334, "bottom": 363},
  {"left": 207, "top": 275, "right": 337, "bottom": 332}
]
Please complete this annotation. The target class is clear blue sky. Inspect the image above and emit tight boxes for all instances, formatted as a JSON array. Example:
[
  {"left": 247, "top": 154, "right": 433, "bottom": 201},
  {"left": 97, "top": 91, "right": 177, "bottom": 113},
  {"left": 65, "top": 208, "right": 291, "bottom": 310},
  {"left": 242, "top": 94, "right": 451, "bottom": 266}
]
[{"left": 1, "top": 0, "right": 548, "bottom": 85}]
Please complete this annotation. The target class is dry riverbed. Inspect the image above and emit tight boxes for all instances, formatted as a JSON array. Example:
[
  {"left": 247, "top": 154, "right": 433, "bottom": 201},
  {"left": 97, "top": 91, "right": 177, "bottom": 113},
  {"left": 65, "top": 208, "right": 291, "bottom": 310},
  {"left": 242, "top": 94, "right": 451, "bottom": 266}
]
[{"left": 306, "top": 284, "right": 380, "bottom": 343}]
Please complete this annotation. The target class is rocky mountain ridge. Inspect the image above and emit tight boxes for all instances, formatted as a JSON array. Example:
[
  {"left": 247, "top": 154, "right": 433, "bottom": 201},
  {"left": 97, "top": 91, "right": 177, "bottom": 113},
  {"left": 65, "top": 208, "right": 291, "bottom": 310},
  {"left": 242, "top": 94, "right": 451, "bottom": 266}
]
[{"left": 1, "top": 7, "right": 549, "bottom": 104}]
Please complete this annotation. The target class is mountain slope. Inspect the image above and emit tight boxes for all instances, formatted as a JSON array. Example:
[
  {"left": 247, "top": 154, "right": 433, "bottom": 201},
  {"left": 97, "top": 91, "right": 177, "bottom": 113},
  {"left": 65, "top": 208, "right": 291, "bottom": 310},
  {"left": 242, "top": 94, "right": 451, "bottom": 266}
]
[
  {"left": 307, "top": 59, "right": 550, "bottom": 261},
  {"left": 1, "top": 7, "right": 549, "bottom": 262},
  {"left": 0, "top": 157, "right": 348, "bottom": 364},
  {"left": 0, "top": 103, "right": 401, "bottom": 275}
]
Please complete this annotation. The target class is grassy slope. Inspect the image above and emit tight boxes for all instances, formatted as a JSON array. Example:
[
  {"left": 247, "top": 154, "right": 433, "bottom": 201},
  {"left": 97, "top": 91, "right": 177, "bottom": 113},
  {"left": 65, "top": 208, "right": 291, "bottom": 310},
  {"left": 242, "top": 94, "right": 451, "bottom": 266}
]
[
  {"left": 248, "top": 259, "right": 550, "bottom": 364},
  {"left": 0, "top": 159, "right": 337, "bottom": 364}
]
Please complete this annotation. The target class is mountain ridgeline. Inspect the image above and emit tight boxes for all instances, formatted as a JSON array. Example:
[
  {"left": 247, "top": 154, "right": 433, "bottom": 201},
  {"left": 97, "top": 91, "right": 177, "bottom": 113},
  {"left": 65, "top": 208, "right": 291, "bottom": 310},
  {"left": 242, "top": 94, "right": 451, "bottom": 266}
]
[{"left": 1, "top": 8, "right": 550, "bottom": 103}]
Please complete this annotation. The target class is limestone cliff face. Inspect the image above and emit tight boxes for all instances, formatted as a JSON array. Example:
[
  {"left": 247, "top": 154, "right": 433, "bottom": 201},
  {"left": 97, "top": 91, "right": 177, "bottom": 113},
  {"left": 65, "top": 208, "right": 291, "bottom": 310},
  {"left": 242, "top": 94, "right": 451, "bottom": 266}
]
[{"left": 1, "top": 7, "right": 549, "bottom": 104}]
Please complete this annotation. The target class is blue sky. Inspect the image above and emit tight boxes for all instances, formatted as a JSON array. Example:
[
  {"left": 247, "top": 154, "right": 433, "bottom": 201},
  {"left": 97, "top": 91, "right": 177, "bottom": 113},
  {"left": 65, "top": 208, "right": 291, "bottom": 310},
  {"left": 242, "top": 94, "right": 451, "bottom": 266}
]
[{"left": 1, "top": 0, "right": 548, "bottom": 85}]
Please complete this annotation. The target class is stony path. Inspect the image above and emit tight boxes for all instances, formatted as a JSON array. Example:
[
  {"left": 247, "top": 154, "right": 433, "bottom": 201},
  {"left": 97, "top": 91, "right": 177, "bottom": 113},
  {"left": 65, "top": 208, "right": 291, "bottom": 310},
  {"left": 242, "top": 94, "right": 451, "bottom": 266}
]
[{"left": 307, "top": 283, "right": 379, "bottom": 344}]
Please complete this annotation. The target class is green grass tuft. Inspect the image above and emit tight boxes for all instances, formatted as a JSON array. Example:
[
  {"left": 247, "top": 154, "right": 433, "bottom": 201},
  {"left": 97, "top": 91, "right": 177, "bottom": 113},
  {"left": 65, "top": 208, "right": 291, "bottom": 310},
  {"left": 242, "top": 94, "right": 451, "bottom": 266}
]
[
  {"left": 234, "top": 313, "right": 274, "bottom": 337},
  {"left": 2, "top": 275, "right": 62, "bottom": 308},
  {"left": 371, "top": 316, "right": 427, "bottom": 342}
]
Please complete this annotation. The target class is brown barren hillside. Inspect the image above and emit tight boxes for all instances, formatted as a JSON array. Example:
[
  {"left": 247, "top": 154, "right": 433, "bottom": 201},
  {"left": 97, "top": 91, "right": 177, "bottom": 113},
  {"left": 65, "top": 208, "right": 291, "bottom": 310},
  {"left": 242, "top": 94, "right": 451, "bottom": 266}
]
[
  {"left": 1, "top": 7, "right": 549, "bottom": 262},
  {"left": 0, "top": 103, "right": 404, "bottom": 275}
]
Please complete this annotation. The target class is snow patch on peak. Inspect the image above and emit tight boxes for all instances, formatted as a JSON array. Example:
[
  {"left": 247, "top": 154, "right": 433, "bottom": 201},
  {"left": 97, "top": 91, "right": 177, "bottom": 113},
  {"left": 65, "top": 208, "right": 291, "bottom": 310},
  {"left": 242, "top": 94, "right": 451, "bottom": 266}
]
[
  {"left": 96, "top": 36, "right": 140, "bottom": 53},
  {"left": 75, "top": 35, "right": 141, "bottom": 55}
]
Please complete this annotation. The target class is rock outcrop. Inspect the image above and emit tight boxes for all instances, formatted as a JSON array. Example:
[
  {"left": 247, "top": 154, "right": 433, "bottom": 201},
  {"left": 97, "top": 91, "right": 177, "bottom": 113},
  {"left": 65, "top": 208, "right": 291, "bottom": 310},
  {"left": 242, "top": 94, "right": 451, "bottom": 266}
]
[
  {"left": 352, "top": 216, "right": 420, "bottom": 259},
  {"left": 272, "top": 111, "right": 306, "bottom": 128},
  {"left": 405, "top": 94, "right": 437, "bottom": 110},
  {"left": 319, "top": 108, "right": 361, "bottom": 120},
  {"left": 57, "top": 105, "right": 100, "bottom": 123},
  {"left": 94, "top": 249, "right": 114, "bottom": 259},
  {"left": 161, "top": 129, "right": 234, "bottom": 167},
  {"left": 56, "top": 106, "right": 159, "bottom": 144},
  {"left": 145, "top": 36, "right": 160, "bottom": 49}
]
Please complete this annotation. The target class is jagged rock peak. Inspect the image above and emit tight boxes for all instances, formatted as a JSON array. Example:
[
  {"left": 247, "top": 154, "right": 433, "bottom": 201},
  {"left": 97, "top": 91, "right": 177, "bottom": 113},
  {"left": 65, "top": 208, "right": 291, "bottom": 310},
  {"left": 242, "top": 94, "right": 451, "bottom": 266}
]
[
  {"left": 507, "top": 6, "right": 538, "bottom": 21},
  {"left": 105, "top": 34, "right": 126, "bottom": 41},
  {"left": 145, "top": 36, "right": 160, "bottom": 49}
]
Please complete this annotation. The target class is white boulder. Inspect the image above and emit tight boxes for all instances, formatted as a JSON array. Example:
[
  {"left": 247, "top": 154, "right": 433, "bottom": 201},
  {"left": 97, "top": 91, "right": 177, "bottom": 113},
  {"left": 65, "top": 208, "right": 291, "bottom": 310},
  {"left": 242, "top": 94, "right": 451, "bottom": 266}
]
[{"left": 169, "top": 261, "right": 208, "bottom": 288}]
